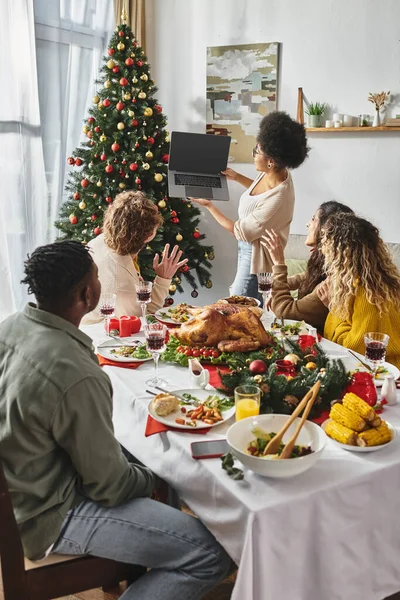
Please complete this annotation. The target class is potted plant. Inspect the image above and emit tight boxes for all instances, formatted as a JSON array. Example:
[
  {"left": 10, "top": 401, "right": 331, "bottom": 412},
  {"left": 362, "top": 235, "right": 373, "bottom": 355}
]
[{"left": 305, "top": 102, "right": 327, "bottom": 127}]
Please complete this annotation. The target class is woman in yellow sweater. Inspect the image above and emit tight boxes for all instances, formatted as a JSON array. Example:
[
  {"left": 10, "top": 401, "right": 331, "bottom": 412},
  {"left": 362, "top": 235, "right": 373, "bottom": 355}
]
[{"left": 318, "top": 213, "right": 400, "bottom": 368}]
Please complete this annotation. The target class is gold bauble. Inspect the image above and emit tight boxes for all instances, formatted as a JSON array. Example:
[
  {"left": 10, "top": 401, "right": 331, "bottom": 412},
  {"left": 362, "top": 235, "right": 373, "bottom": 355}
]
[
  {"left": 174, "top": 277, "right": 181, "bottom": 285},
  {"left": 104, "top": 80, "right": 111, "bottom": 89},
  {"left": 117, "top": 122, "right": 125, "bottom": 130},
  {"left": 119, "top": 182, "right": 126, "bottom": 189},
  {"left": 98, "top": 102, "right": 103, "bottom": 110},
  {"left": 128, "top": 110, "right": 135, "bottom": 117},
  {"left": 124, "top": 92, "right": 131, "bottom": 100},
  {"left": 131, "top": 53, "right": 135, "bottom": 58},
  {"left": 169, "top": 284, "right": 177, "bottom": 293},
  {"left": 186, "top": 203, "right": 192, "bottom": 208},
  {"left": 165, "top": 134, "right": 170, "bottom": 142},
  {"left": 132, "top": 77, "right": 138, "bottom": 83},
  {"left": 99, "top": 134, "right": 107, "bottom": 142},
  {"left": 140, "top": 74, "right": 148, "bottom": 81},
  {"left": 253, "top": 375, "right": 263, "bottom": 384},
  {"left": 106, "top": 60, "right": 115, "bottom": 69},
  {"left": 117, "top": 42, "right": 125, "bottom": 51},
  {"left": 138, "top": 91, "right": 146, "bottom": 99},
  {"left": 96, "top": 181, "right": 103, "bottom": 187},
  {"left": 82, "top": 125, "right": 89, "bottom": 134},
  {"left": 306, "top": 361, "right": 317, "bottom": 370},
  {"left": 205, "top": 280, "right": 213, "bottom": 289},
  {"left": 175, "top": 233, "right": 183, "bottom": 242},
  {"left": 284, "top": 353, "right": 301, "bottom": 365},
  {"left": 92, "top": 95, "right": 100, "bottom": 104},
  {"left": 158, "top": 200, "right": 166, "bottom": 208},
  {"left": 154, "top": 173, "right": 163, "bottom": 182},
  {"left": 145, "top": 151, "right": 153, "bottom": 159},
  {"left": 143, "top": 107, "right": 153, "bottom": 117},
  {"left": 208, "top": 251, "right": 215, "bottom": 260},
  {"left": 142, "top": 163, "right": 150, "bottom": 170},
  {"left": 79, "top": 201, "right": 86, "bottom": 210}
]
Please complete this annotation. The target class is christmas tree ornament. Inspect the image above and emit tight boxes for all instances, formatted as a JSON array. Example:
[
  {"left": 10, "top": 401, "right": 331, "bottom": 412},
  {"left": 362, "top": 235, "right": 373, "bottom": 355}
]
[
  {"left": 119, "top": 182, "right": 126, "bottom": 189},
  {"left": 92, "top": 194, "right": 97, "bottom": 198},
  {"left": 135, "top": 178, "right": 141, "bottom": 184},
  {"left": 89, "top": 162, "right": 94, "bottom": 168},
  {"left": 117, "top": 42, "right": 125, "bottom": 51},
  {"left": 175, "top": 233, "right": 183, "bottom": 242},
  {"left": 94, "top": 126, "right": 100, "bottom": 133},
  {"left": 118, "top": 30, "right": 125, "bottom": 37},
  {"left": 128, "top": 110, "right": 135, "bottom": 117},
  {"left": 119, "top": 169, "right": 125, "bottom": 176},
  {"left": 75, "top": 157, "right": 83, "bottom": 166},
  {"left": 169, "top": 284, "right": 176, "bottom": 293},
  {"left": 186, "top": 203, "right": 192, "bottom": 208},
  {"left": 133, "top": 41, "right": 137, "bottom": 47},
  {"left": 67, "top": 157, "right": 75, "bottom": 165},
  {"left": 208, "top": 251, "right": 215, "bottom": 260},
  {"left": 125, "top": 57, "right": 134, "bottom": 66},
  {"left": 136, "top": 60, "right": 143, "bottom": 67},
  {"left": 142, "top": 121, "right": 147, "bottom": 126},
  {"left": 82, "top": 229, "right": 87, "bottom": 235},
  {"left": 129, "top": 162, "right": 138, "bottom": 171},
  {"left": 102, "top": 98, "right": 111, "bottom": 107},
  {"left": 131, "top": 119, "right": 139, "bottom": 127},
  {"left": 94, "top": 226, "right": 102, "bottom": 236},
  {"left": 124, "top": 93, "right": 131, "bottom": 101},
  {"left": 132, "top": 77, "right": 138, "bottom": 83},
  {"left": 145, "top": 151, "right": 153, "bottom": 159},
  {"left": 98, "top": 102, "right": 103, "bottom": 110},
  {"left": 205, "top": 280, "right": 213, "bottom": 289},
  {"left": 106, "top": 60, "right": 115, "bottom": 69},
  {"left": 132, "top": 98, "right": 137, "bottom": 104},
  {"left": 158, "top": 200, "right": 166, "bottom": 208},
  {"left": 108, "top": 48, "right": 115, "bottom": 56},
  {"left": 147, "top": 137, "right": 155, "bottom": 145},
  {"left": 86, "top": 130, "right": 93, "bottom": 138},
  {"left": 116, "top": 101, "right": 125, "bottom": 111},
  {"left": 87, "top": 117, "right": 95, "bottom": 124},
  {"left": 79, "top": 201, "right": 86, "bottom": 210},
  {"left": 122, "top": 159, "right": 127, "bottom": 165},
  {"left": 105, "top": 196, "right": 112, "bottom": 203},
  {"left": 130, "top": 53, "right": 135, "bottom": 58},
  {"left": 143, "top": 163, "right": 150, "bottom": 170},
  {"left": 138, "top": 91, "right": 146, "bottom": 99},
  {"left": 100, "top": 153, "right": 107, "bottom": 160},
  {"left": 82, "top": 125, "right": 89, "bottom": 134},
  {"left": 92, "top": 95, "right": 100, "bottom": 104},
  {"left": 112, "top": 66, "right": 120, "bottom": 73},
  {"left": 171, "top": 217, "right": 179, "bottom": 224},
  {"left": 154, "top": 104, "right": 163, "bottom": 113},
  {"left": 81, "top": 178, "right": 89, "bottom": 188},
  {"left": 105, "top": 164, "right": 113, "bottom": 173},
  {"left": 104, "top": 80, "right": 112, "bottom": 89},
  {"left": 96, "top": 181, "right": 103, "bottom": 187},
  {"left": 170, "top": 211, "right": 177, "bottom": 217},
  {"left": 73, "top": 192, "right": 80, "bottom": 200},
  {"left": 191, "top": 290, "right": 199, "bottom": 299},
  {"left": 140, "top": 74, "right": 148, "bottom": 81},
  {"left": 69, "top": 214, "right": 78, "bottom": 224},
  {"left": 193, "top": 230, "right": 201, "bottom": 239},
  {"left": 135, "top": 142, "right": 140, "bottom": 148},
  {"left": 89, "top": 141, "right": 95, "bottom": 146},
  {"left": 143, "top": 107, "right": 153, "bottom": 117},
  {"left": 119, "top": 77, "right": 129, "bottom": 87},
  {"left": 111, "top": 142, "right": 120, "bottom": 152},
  {"left": 174, "top": 277, "right": 181, "bottom": 285},
  {"left": 154, "top": 173, "right": 163, "bottom": 182},
  {"left": 117, "top": 122, "right": 125, "bottom": 130},
  {"left": 180, "top": 265, "right": 190, "bottom": 273},
  {"left": 165, "top": 135, "right": 170, "bottom": 143},
  {"left": 162, "top": 154, "right": 169, "bottom": 163}
]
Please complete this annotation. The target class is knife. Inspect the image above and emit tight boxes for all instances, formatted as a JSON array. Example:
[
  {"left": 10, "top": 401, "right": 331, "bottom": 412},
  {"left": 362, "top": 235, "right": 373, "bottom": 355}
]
[
  {"left": 347, "top": 349, "right": 373, "bottom": 372},
  {"left": 154, "top": 385, "right": 200, "bottom": 406}
]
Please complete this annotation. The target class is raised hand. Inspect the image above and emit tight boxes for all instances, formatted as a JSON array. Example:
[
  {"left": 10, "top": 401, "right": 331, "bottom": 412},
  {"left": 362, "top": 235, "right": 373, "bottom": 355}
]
[
  {"left": 261, "top": 229, "right": 285, "bottom": 265},
  {"left": 221, "top": 168, "right": 238, "bottom": 181},
  {"left": 153, "top": 244, "right": 188, "bottom": 280}
]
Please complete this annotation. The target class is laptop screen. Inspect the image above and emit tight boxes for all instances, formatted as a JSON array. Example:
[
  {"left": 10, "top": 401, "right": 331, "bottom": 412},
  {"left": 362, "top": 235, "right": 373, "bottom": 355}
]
[{"left": 169, "top": 132, "right": 231, "bottom": 174}]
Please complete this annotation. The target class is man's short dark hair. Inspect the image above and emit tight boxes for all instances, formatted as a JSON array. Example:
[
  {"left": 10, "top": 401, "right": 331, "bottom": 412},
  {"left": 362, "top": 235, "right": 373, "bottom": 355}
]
[
  {"left": 258, "top": 111, "right": 310, "bottom": 169},
  {"left": 21, "top": 240, "right": 94, "bottom": 306}
]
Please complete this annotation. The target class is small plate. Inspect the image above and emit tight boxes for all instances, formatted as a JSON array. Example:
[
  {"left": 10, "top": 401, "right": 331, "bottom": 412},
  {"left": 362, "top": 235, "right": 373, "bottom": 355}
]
[
  {"left": 267, "top": 319, "right": 310, "bottom": 340},
  {"left": 148, "top": 388, "right": 235, "bottom": 430},
  {"left": 154, "top": 308, "right": 194, "bottom": 325},
  {"left": 97, "top": 340, "right": 152, "bottom": 363},
  {"left": 322, "top": 419, "right": 397, "bottom": 452},
  {"left": 342, "top": 356, "right": 400, "bottom": 388}
]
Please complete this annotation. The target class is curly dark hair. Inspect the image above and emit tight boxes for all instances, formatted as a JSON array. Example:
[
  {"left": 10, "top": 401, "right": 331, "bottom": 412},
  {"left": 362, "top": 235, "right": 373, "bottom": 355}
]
[
  {"left": 103, "top": 191, "right": 163, "bottom": 256},
  {"left": 257, "top": 111, "right": 310, "bottom": 169},
  {"left": 298, "top": 201, "right": 354, "bottom": 298},
  {"left": 21, "top": 240, "right": 94, "bottom": 307}
]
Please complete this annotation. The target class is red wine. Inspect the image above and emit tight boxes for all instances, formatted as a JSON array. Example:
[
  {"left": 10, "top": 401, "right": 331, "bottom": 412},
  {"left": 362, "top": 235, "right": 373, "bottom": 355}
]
[
  {"left": 147, "top": 335, "right": 165, "bottom": 351},
  {"left": 258, "top": 282, "right": 272, "bottom": 292},
  {"left": 365, "top": 341, "right": 386, "bottom": 361},
  {"left": 137, "top": 291, "right": 151, "bottom": 302},
  {"left": 100, "top": 305, "right": 114, "bottom": 316}
]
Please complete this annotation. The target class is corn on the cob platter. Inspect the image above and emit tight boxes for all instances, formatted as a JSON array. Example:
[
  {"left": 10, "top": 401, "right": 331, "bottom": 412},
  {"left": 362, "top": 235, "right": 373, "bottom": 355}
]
[{"left": 322, "top": 393, "right": 396, "bottom": 452}]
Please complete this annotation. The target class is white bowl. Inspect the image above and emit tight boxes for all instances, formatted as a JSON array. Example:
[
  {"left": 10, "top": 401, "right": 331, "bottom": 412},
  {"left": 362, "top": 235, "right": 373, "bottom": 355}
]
[{"left": 226, "top": 414, "right": 326, "bottom": 478}]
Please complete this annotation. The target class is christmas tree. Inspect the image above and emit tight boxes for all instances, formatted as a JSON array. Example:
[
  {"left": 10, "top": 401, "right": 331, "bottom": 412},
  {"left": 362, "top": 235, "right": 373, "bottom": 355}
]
[{"left": 55, "top": 17, "right": 214, "bottom": 301}]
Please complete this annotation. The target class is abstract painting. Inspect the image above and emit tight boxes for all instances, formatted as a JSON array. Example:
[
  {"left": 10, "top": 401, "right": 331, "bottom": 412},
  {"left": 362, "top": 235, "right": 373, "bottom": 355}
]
[{"left": 206, "top": 42, "right": 279, "bottom": 163}]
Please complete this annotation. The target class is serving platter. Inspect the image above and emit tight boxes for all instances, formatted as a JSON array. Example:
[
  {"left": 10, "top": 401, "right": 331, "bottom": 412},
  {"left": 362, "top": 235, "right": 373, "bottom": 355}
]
[{"left": 322, "top": 419, "right": 397, "bottom": 452}]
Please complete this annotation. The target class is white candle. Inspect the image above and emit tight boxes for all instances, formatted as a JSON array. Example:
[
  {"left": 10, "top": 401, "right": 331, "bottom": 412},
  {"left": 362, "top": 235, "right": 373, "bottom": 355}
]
[
  {"left": 325, "top": 120, "right": 334, "bottom": 128},
  {"left": 334, "top": 121, "right": 342, "bottom": 128}
]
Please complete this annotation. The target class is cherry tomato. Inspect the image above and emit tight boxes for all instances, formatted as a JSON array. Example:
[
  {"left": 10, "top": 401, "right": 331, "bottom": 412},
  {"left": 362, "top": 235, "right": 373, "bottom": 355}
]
[
  {"left": 185, "top": 348, "right": 194, "bottom": 356},
  {"left": 192, "top": 349, "right": 201, "bottom": 357},
  {"left": 200, "top": 347, "right": 208, "bottom": 355},
  {"left": 204, "top": 349, "right": 213, "bottom": 357},
  {"left": 211, "top": 350, "right": 221, "bottom": 358},
  {"left": 177, "top": 345, "right": 184, "bottom": 353}
]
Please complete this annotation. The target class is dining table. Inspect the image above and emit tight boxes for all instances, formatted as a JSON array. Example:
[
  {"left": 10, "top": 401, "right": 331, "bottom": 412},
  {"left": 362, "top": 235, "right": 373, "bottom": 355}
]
[{"left": 82, "top": 322, "right": 400, "bottom": 600}]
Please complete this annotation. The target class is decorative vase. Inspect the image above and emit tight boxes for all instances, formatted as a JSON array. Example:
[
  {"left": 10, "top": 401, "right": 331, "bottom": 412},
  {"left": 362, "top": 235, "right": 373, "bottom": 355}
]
[
  {"left": 308, "top": 114, "right": 322, "bottom": 128},
  {"left": 372, "top": 109, "right": 380, "bottom": 127},
  {"left": 345, "top": 372, "right": 377, "bottom": 406}
]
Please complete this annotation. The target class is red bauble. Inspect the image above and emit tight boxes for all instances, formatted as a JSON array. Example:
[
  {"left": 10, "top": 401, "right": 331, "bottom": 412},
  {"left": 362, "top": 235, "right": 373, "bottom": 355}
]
[
  {"left": 94, "top": 226, "right": 102, "bottom": 236},
  {"left": 136, "top": 60, "right": 143, "bottom": 67},
  {"left": 94, "top": 126, "right": 100, "bottom": 133},
  {"left": 170, "top": 211, "right": 177, "bottom": 218},
  {"left": 81, "top": 178, "right": 89, "bottom": 188},
  {"left": 122, "top": 159, "right": 127, "bottom": 165},
  {"left": 129, "top": 163, "right": 138, "bottom": 171},
  {"left": 73, "top": 192, "right": 80, "bottom": 200},
  {"left": 193, "top": 231, "right": 201, "bottom": 239},
  {"left": 111, "top": 142, "right": 120, "bottom": 152},
  {"left": 171, "top": 217, "right": 179, "bottom": 224},
  {"left": 133, "top": 41, "right": 137, "bottom": 47},
  {"left": 249, "top": 360, "right": 267, "bottom": 375},
  {"left": 132, "top": 98, "right": 137, "bottom": 103},
  {"left": 69, "top": 215, "right": 78, "bottom": 224},
  {"left": 100, "top": 153, "right": 107, "bottom": 161},
  {"left": 134, "top": 142, "right": 140, "bottom": 148},
  {"left": 108, "top": 48, "right": 115, "bottom": 55},
  {"left": 112, "top": 66, "right": 120, "bottom": 74},
  {"left": 118, "top": 30, "right": 125, "bottom": 37},
  {"left": 114, "top": 158, "right": 118, "bottom": 163},
  {"left": 162, "top": 154, "right": 169, "bottom": 163},
  {"left": 116, "top": 101, "right": 125, "bottom": 111},
  {"left": 88, "top": 117, "right": 95, "bottom": 124},
  {"left": 75, "top": 157, "right": 82, "bottom": 166},
  {"left": 119, "top": 77, "right": 129, "bottom": 87},
  {"left": 135, "top": 178, "right": 141, "bottom": 184},
  {"left": 67, "top": 157, "right": 75, "bottom": 165},
  {"left": 147, "top": 137, "right": 155, "bottom": 145},
  {"left": 90, "top": 141, "right": 94, "bottom": 146},
  {"left": 94, "top": 154, "right": 99, "bottom": 158},
  {"left": 91, "top": 214, "right": 97, "bottom": 221},
  {"left": 154, "top": 104, "right": 163, "bottom": 114},
  {"left": 105, "top": 196, "right": 113, "bottom": 203},
  {"left": 105, "top": 164, "right": 113, "bottom": 173},
  {"left": 103, "top": 98, "right": 111, "bottom": 107},
  {"left": 119, "top": 169, "right": 125, "bottom": 176},
  {"left": 87, "top": 131, "right": 93, "bottom": 138},
  {"left": 131, "top": 119, "right": 139, "bottom": 127},
  {"left": 125, "top": 58, "right": 134, "bottom": 66},
  {"left": 180, "top": 265, "right": 190, "bottom": 273}
]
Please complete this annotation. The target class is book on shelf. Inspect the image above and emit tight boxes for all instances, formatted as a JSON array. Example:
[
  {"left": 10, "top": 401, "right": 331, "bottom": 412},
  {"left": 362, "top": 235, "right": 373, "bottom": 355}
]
[{"left": 385, "top": 118, "right": 400, "bottom": 127}]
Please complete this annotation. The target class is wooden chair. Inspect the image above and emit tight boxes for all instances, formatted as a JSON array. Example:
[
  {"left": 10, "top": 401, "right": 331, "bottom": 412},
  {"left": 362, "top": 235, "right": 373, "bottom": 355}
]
[{"left": 0, "top": 461, "right": 146, "bottom": 600}]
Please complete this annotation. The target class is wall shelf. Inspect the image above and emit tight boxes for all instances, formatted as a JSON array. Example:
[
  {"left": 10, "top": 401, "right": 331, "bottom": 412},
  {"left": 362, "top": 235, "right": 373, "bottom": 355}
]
[{"left": 306, "top": 126, "right": 400, "bottom": 132}]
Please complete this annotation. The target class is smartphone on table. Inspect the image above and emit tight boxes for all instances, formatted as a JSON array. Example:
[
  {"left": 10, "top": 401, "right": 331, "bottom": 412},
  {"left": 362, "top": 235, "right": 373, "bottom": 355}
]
[{"left": 191, "top": 439, "right": 229, "bottom": 460}]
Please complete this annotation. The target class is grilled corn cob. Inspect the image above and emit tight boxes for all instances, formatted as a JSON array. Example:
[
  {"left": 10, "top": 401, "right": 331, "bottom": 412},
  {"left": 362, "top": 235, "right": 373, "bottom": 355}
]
[
  {"left": 357, "top": 422, "right": 392, "bottom": 447},
  {"left": 371, "top": 416, "right": 382, "bottom": 427},
  {"left": 342, "top": 393, "right": 375, "bottom": 423},
  {"left": 329, "top": 403, "right": 366, "bottom": 432},
  {"left": 325, "top": 420, "right": 358, "bottom": 445}
]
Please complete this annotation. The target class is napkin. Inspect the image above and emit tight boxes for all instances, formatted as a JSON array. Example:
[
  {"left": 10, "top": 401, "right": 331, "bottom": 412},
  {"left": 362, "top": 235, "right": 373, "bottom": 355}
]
[
  {"left": 203, "top": 364, "right": 231, "bottom": 389},
  {"left": 145, "top": 415, "right": 211, "bottom": 437},
  {"left": 97, "top": 354, "right": 143, "bottom": 369}
]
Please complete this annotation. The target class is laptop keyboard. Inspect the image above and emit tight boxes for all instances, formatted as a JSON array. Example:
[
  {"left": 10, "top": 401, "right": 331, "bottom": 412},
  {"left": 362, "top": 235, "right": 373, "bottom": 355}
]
[{"left": 175, "top": 174, "right": 222, "bottom": 188}]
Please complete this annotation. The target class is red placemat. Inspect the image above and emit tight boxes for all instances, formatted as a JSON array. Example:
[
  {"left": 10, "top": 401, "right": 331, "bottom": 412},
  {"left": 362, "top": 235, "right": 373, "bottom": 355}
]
[
  {"left": 97, "top": 354, "right": 143, "bottom": 369},
  {"left": 145, "top": 415, "right": 211, "bottom": 436},
  {"left": 203, "top": 364, "right": 231, "bottom": 389}
]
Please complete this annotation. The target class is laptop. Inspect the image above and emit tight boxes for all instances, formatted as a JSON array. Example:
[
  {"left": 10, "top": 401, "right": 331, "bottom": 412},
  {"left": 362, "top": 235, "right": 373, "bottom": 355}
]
[{"left": 168, "top": 131, "right": 231, "bottom": 200}]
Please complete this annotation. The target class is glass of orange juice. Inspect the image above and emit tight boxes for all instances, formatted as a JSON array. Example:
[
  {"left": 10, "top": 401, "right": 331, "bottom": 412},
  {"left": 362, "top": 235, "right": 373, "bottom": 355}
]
[{"left": 235, "top": 385, "right": 261, "bottom": 421}]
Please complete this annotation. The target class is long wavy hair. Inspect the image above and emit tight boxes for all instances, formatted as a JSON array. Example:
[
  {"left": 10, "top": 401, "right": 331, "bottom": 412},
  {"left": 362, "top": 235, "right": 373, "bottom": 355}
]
[
  {"left": 321, "top": 213, "right": 400, "bottom": 319},
  {"left": 298, "top": 201, "right": 354, "bottom": 298}
]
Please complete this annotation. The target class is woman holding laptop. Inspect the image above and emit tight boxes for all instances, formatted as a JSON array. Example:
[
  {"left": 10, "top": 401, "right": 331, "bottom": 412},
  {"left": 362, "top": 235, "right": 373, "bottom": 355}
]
[{"left": 190, "top": 111, "right": 309, "bottom": 301}]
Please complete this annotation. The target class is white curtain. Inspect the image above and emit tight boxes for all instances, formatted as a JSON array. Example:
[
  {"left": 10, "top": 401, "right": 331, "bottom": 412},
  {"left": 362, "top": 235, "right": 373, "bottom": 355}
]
[{"left": 0, "top": 0, "right": 113, "bottom": 320}]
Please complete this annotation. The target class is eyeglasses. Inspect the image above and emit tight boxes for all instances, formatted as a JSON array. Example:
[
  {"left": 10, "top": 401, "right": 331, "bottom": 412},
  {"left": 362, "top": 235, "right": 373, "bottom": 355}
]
[{"left": 252, "top": 146, "right": 261, "bottom": 158}]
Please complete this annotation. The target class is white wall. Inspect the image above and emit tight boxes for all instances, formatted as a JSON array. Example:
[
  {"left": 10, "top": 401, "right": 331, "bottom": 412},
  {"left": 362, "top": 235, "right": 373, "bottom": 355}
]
[{"left": 146, "top": 0, "right": 400, "bottom": 305}]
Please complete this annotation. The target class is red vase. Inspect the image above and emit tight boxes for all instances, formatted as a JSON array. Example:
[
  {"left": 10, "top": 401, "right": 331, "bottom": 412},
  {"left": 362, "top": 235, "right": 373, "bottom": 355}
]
[{"left": 345, "top": 372, "right": 377, "bottom": 406}]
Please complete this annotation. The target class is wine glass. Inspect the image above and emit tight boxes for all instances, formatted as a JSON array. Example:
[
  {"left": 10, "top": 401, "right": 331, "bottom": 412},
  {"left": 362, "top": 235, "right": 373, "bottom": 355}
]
[
  {"left": 136, "top": 280, "right": 153, "bottom": 328},
  {"left": 99, "top": 293, "right": 116, "bottom": 335},
  {"left": 257, "top": 272, "right": 273, "bottom": 320},
  {"left": 145, "top": 322, "right": 167, "bottom": 386},
  {"left": 364, "top": 332, "right": 390, "bottom": 377}
]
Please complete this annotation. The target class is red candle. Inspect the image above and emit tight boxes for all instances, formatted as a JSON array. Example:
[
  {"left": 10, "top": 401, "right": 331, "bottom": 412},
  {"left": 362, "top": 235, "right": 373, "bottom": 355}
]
[
  {"left": 275, "top": 359, "right": 296, "bottom": 377},
  {"left": 129, "top": 316, "right": 141, "bottom": 334},
  {"left": 105, "top": 317, "right": 119, "bottom": 334},
  {"left": 119, "top": 316, "right": 132, "bottom": 337}
]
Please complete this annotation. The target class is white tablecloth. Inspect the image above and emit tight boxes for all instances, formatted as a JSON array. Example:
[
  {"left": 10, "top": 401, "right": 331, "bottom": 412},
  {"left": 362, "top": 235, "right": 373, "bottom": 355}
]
[{"left": 84, "top": 324, "right": 400, "bottom": 600}]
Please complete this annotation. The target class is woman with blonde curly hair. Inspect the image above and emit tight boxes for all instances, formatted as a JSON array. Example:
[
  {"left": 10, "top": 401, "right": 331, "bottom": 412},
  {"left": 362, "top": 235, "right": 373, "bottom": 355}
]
[
  {"left": 317, "top": 213, "right": 400, "bottom": 368},
  {"left": 83, "top": 191, "right": 187, "bottom": 323}
]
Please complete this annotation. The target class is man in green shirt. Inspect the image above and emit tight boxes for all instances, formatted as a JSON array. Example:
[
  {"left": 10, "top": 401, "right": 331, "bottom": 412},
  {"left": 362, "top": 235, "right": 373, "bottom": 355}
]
[{"left": 0, "top": 240, "right": 231, "bottom": 600}]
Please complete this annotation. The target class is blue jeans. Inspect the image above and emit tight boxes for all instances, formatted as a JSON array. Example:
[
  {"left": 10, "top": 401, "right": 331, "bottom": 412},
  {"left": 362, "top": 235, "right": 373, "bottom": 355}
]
[
  {"left": 52, "top": 496, "right": 232, "bottom": 600},
  {"left": 230, "top": 241, "right": 263, "bottom": 304}
]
